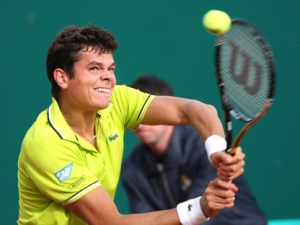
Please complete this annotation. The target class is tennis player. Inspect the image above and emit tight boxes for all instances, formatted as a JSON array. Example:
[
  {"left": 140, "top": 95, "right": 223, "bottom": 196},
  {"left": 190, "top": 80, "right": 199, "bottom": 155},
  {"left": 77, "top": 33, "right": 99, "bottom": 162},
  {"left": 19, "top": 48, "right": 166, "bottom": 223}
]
[{"left": 18, "top": 24, "right": 245, "bottom": 225}]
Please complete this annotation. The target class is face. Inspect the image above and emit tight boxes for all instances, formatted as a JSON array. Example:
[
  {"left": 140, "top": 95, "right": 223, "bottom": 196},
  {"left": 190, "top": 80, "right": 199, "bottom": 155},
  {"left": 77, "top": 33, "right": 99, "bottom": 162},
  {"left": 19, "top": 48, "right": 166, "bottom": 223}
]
[
  {"left": 134, "top": 124, "right": 173, "bottom": 155},
  {"left": 63, "top": 49, "right": 116, "bottom": 111}
]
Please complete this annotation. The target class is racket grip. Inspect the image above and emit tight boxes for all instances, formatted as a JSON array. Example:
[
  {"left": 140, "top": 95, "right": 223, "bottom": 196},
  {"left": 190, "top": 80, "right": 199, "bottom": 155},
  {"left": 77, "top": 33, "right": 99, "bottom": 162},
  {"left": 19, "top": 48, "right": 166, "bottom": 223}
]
[{"left": 226, "top": 147, "right": 236, "bottom": 156}]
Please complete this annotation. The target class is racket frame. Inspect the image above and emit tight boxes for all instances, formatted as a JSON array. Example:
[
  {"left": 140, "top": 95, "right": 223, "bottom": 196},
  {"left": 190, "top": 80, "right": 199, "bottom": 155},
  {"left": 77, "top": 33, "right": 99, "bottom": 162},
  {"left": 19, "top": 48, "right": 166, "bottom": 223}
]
[{"left": 215, "top": 19, "right": 276, "bottom": 155}]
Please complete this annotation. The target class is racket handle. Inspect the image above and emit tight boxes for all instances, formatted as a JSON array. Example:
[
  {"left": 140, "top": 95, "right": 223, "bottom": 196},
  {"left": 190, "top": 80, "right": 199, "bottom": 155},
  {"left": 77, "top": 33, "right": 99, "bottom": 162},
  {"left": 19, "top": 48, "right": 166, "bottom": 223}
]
[
  {"left": 227, "top": 99, "right": 273, "bottom": 156},
  {"left": 226, "top": 147, "right": 236, "bottom": 156}
]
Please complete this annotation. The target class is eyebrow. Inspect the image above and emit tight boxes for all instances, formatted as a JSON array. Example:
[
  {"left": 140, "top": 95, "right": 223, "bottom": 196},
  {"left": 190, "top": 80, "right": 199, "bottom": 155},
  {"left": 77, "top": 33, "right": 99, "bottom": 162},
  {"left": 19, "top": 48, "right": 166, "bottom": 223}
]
[{"left": 87, "top": 61, "right": 116, "bottom": 67}]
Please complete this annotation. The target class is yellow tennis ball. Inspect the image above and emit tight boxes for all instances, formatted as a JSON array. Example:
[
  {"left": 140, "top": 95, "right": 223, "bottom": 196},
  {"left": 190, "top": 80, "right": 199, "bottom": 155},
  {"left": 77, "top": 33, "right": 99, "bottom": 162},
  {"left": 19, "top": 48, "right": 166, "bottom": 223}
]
[{"left": 203, "top": 10, "right": 231, "bottom": 35}]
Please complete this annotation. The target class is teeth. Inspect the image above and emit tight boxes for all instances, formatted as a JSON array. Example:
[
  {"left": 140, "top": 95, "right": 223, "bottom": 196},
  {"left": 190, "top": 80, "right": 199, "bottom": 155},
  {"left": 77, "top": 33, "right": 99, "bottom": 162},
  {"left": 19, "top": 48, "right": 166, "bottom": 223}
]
[{"left": 96, "top": 88, "right": 110, "bottom": 93}]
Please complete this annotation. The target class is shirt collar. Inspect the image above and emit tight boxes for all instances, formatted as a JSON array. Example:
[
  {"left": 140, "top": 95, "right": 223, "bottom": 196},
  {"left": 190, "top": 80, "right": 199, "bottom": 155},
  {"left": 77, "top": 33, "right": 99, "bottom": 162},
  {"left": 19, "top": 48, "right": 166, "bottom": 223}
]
[
  {"left": 47, "top": 97, "right": 113, "bottom": 143},
  {"left": 47, "top": 97, "right": 78, "bottom": 142}
]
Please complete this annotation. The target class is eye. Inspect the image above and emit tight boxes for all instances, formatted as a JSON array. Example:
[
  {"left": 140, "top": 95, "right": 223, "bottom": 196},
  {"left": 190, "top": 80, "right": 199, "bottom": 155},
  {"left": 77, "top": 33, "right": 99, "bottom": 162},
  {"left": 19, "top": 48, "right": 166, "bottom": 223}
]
[
  {"left": 90, "top": 67, "right": 99, "bottom": 71},
  {"left": 108, "top": 66, "right": 115, "bottom": 72}
]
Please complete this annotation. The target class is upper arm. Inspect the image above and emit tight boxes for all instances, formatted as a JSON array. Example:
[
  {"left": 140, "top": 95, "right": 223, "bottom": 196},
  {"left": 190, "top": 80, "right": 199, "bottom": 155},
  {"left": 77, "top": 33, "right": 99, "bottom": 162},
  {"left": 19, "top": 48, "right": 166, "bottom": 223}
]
[
  {"left": 141, "top": 96, "right": 193, "bottom": 125},
  {"left": 142, "top": 96, "right": 223, "bottom": 141}
]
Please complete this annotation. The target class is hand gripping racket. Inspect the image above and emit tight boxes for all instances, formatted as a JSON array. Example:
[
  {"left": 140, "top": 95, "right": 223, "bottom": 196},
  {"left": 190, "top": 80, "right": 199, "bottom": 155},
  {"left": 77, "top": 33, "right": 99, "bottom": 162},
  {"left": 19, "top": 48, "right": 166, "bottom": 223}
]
[{"left": 215, "top": 19, "right": 276, "bottom": 155}]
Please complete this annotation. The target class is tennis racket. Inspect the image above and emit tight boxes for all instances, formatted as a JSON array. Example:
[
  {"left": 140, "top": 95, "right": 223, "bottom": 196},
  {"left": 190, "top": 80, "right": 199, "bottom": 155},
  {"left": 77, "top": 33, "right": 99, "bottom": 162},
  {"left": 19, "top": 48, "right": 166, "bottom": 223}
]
[{"left": 215, "top": 19, "right": 276, "bottom": 155}]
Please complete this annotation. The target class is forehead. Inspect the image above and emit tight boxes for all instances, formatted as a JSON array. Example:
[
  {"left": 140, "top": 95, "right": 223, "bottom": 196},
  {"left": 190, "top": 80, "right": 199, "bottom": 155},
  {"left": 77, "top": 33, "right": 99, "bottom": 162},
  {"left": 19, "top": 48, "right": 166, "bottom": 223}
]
[{"left": 77, "top": 48, "right": 114, "bottom": 64}]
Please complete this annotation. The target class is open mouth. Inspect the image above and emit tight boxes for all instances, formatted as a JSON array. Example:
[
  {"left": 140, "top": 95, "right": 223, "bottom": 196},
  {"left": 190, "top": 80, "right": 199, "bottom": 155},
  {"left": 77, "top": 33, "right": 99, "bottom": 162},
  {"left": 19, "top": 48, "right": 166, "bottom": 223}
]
[{"left": 95, "top": 88, "right": 110, "bottom": 93}]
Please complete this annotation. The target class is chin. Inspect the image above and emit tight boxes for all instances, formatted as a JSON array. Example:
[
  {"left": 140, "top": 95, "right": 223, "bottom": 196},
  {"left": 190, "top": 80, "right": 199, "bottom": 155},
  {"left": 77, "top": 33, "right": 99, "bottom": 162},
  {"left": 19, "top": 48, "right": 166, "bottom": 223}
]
[
  {"left": 96, "top": 100, "right": 111, "bottom": 109},
  {"left": 99, "top": 104, "right": 110, "bottom": 110}
]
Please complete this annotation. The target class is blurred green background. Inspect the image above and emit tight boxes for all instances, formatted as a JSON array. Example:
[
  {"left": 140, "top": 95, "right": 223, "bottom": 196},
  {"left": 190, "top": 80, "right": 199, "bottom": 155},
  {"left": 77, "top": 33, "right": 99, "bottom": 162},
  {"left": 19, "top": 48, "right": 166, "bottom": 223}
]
[{"left": 1, "top": 0, "right": 299, "bottom": 224}]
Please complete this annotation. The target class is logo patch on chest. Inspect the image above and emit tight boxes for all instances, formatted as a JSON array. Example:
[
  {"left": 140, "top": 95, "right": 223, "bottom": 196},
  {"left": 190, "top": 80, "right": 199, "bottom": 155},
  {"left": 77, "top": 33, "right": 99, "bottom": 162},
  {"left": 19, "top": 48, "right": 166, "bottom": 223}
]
[
  {"left": 55, "top": 162, "right": 73, "bottom": 183},
  {"left": 108, "top": 133, "right": 119, "bottom": 141}
]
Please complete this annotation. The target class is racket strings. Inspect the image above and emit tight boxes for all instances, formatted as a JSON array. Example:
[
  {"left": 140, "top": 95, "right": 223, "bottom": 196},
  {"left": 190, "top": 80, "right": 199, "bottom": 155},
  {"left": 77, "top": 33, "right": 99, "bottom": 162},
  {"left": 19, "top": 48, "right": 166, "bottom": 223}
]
[{"left": 219, "top": 23, "right": 272, "bottom": 121}]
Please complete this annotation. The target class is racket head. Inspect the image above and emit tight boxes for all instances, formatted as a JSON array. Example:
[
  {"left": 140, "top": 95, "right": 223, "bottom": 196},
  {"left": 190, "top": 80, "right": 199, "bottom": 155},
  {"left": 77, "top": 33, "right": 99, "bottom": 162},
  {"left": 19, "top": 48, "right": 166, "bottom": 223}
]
[
  {"left": 215, "top": 19, "right": 276, "bottom": 152},
  {"left": 216, "top": 19, "right": 276, "bottom": 124}
]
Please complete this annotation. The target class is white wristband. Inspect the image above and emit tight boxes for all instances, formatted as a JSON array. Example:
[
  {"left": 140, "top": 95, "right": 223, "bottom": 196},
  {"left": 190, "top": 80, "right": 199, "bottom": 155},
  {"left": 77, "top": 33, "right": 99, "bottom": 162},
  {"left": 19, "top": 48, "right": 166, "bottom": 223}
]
[
  {"left": 176, "top": 196, "right": 209, "bottom": 225},
  {"left": 205, "top": 135, "right": 227, "bottom": 162}
]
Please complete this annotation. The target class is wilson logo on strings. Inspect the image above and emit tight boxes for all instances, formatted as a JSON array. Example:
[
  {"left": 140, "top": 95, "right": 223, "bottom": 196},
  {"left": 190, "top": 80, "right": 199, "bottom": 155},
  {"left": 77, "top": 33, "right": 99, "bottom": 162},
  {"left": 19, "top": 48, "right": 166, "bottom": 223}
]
[{"left": 228, "top": 40, "right": 263, "bottom": 96}]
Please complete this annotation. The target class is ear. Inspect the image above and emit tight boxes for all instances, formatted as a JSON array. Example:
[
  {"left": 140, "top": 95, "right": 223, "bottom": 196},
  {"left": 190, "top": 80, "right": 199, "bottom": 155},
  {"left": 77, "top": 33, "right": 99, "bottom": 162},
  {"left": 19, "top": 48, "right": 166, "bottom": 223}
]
[{"left": 54, "top": 68, "right": 68, "bottom": 89}]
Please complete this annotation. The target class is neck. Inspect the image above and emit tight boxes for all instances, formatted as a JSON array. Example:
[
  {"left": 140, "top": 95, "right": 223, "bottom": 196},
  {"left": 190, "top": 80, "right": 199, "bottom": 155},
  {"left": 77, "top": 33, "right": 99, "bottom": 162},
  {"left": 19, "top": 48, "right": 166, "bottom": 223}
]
[{"left": 60, "top": 102, "right": 98, "bottom": 145}]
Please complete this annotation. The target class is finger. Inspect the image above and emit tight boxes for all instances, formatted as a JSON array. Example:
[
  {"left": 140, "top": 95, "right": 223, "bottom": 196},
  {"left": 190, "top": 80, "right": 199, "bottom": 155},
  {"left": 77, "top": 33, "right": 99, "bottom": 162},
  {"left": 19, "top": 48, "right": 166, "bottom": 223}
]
[
  {"left": 223, "top": 147, "right": 246, "bottom": 166},
  {"left": 210, "top": 151, "right": 228, "bottom": 168},
  {"left": 217, "top": 171, "right": 243, "bottom": 181},
  {"left": 217, "top": 167, "right": 244, "bottom": 180},
  {"left": 206, "top": 199, "right": 235, "bottom": 210},
  {"left": 205, "top": 193, "right": 236, "bottom": 209},
  {"left": 211, "top": 148, "right": 245, "bottom": 173},
  {"left": 207, "top": 179, "right": 236, "bottom": 196},
  {"left": 230, "top": 184, "right": 238, "bottom": 193},
  {"left": 218, "top": 159, "right": 245, "bottom": 178}
]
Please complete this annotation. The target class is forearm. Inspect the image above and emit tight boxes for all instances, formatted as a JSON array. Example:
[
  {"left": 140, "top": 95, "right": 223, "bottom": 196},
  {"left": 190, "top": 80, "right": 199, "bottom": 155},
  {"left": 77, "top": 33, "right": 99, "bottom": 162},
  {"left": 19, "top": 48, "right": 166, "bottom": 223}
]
[
  {"left": 68, "top": 181, "right": 236, "bottom": 225},
  {"left": 181, "top": 100, "right": 227, "bottom": 161},
  {"left": 68, "top": 187, "right": 184, "bottom": 225},
  {"left": 115, "top": 199, "right": 208, "bottom": 225},
  {"left": 184, "top": 100, "right": 225, "bottom": 141},
  {"left": 115, "top": 209, "right": 181, "bottom": 225}
]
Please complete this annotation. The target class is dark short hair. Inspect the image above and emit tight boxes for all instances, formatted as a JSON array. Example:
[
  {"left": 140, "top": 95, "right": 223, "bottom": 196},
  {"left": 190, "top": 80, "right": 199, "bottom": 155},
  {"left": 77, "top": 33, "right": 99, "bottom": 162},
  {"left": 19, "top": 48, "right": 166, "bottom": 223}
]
[
  {"left": 46, "top": 24, "right": 118, "bottom": 100},
  {"left": 131, "top": 75, "right": 174, "bottom": 96}
]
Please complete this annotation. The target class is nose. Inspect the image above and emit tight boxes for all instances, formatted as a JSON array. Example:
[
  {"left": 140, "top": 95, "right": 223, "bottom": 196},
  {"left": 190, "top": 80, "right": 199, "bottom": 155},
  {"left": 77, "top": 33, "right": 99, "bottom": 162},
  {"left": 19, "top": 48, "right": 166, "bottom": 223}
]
[{"left": 101, "top": 69, "right": 115, "bottom": 81}]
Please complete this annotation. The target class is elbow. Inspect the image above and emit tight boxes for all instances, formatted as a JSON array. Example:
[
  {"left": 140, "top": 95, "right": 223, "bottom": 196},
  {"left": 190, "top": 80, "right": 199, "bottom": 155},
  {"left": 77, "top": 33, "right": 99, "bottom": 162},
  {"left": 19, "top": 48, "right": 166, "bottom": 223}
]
[
  {"left": 206, "top": 103, "right": 218, "bottom": 116},
  {"left": 184, "top": 101, "right": 219, "bottom": 124}
]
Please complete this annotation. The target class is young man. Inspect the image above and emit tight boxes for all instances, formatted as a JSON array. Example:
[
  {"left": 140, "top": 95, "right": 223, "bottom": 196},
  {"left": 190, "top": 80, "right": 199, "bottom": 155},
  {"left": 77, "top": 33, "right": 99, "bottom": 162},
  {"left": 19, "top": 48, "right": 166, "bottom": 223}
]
[
  {"left": 122, "top": 75, "right": 267, "bottom": 225},
  {"left": 18, "top": 24, "right": 245, "bottom": 225}
]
